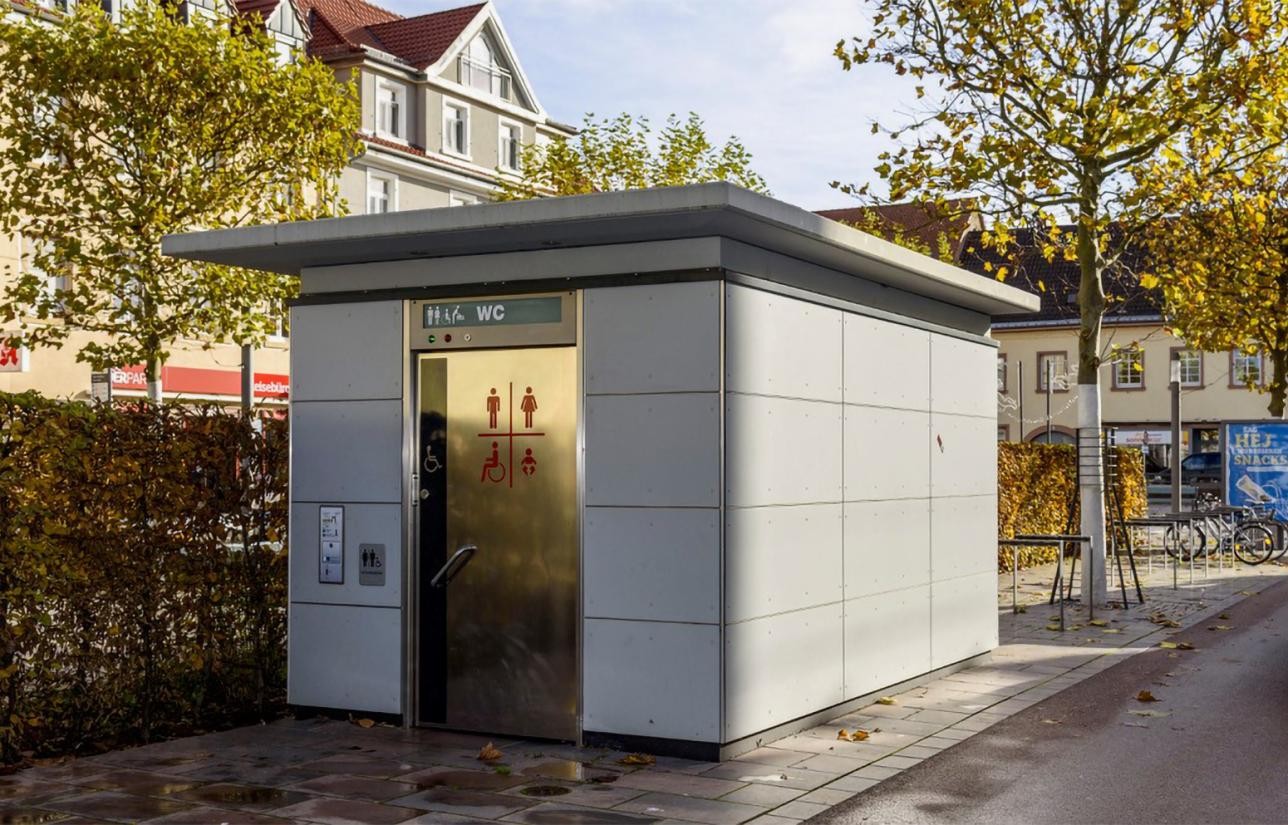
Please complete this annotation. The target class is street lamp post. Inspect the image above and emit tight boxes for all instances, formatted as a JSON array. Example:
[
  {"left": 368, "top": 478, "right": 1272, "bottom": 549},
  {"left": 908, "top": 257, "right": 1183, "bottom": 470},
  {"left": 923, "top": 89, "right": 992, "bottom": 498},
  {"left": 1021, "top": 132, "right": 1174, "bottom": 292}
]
[{"left": 1170, "top": 352, "right": 1182, "bottom": 512}]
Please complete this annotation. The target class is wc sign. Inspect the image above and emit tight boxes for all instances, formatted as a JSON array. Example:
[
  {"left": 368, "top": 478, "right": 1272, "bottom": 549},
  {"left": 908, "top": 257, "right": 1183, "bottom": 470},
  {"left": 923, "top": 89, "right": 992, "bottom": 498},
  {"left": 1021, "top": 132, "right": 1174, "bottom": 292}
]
[{"left": 422, "top": 297, "right": 562, "bottom": 329}]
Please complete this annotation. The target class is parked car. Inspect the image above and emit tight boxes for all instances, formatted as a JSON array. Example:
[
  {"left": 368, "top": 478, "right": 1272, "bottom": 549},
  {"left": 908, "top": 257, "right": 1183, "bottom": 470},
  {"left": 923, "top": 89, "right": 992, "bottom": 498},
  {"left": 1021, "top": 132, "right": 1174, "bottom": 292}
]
[{"left": 1150, "top": 451, "right": 1223, "bottom": 485}]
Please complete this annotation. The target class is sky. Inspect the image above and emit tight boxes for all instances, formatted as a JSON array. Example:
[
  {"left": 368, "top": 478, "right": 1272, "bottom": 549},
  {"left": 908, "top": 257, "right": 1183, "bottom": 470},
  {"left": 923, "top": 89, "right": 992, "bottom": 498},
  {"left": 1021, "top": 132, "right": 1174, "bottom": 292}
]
[{"left": 379, "top": 0, "right": 915, "bottom": 210}]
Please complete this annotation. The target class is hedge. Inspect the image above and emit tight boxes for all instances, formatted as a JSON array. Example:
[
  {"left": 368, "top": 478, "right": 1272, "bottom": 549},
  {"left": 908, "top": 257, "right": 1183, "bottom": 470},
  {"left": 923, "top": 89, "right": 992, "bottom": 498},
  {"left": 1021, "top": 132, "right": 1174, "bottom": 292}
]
[
  {"left": 998, "top": 442, "right": 1147, "bottom": 571},
  {"left": 0, "top": 393, "right": 287, "bottom": 764}
]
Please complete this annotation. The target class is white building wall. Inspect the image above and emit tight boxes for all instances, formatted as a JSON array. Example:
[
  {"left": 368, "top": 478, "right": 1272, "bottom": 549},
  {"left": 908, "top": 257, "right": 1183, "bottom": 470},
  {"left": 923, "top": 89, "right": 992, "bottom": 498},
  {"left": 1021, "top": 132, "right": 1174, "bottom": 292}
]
[
  {"left": 581, "top": 282, "right": 723, "bottom": 744},
  {"left": 287, "top": 300, "right": 406, "bottom": 715},
  {"left": 723, "top": 283, "right": 997, "bottom": 743}
]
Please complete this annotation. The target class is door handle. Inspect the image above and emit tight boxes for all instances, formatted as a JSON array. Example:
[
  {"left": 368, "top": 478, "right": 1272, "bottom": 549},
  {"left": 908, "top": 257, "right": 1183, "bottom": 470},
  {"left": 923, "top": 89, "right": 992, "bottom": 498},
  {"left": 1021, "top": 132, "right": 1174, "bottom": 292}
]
[{"left": 430, "top": 544, "right": 477, "bottom": 589}]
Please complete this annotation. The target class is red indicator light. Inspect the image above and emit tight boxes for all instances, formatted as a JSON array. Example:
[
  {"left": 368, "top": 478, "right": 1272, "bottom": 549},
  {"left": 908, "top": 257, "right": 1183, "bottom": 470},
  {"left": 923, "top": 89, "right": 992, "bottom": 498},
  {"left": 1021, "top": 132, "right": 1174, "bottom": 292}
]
[{"left": 445, "top": 334, "right": 453, "bottom": 343}]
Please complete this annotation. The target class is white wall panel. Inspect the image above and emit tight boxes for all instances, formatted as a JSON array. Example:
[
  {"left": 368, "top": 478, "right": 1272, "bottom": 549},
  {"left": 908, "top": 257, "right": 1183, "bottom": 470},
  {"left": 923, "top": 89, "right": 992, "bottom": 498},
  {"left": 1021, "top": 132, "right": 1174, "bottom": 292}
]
[
  {"left": 725, "top": 603, "right": 845, "bottom": 741},
  {"left": 290, "top": 503, "right": 402, "bottom": 607},
  {"left": 930, "top": 495, "right": 998, "bottom": 582},
  {"left": 585, "top": 393, "right": 719, "bottom": 507},
  {"left": 843, "top": 586, "right": 931, "bottom": 699},
  {"left": 930, "top": 335, "right": 997, "bottom": 417},
  {"left": 290, "top": 301, "right": 403, "bottom": 402},
  {"left": 288, "top": 603, "right": 402, "bottom": 713},
  {"left": 726, "top": 395, "right": 842, "bottom": 508},
  {"left": 585, "top": 507, "right": 720, "bottom": 624},
  {"left": 725, "top": 504, "right": 842, "bottom": 624},
  {"left": 292, "top": 400, "right": 403, "bottom": 503},
  {"left": 843, "top": 407, "right": 930, "bottom": 501},
  {"left": 725, "top": 285, "right": 843, "bottom": 402},
  {"left": 930, "top": 572, "right": 999, "bottom": 669},
  {"left": 843, "top": 499, "right": 931, "bottom": 598},
  {"left": 585, "top": 283, "right": 720, "bottom": 394},
  {"left": 843, "top": 315, "right": 930, "bottom": 411},
  {"left": 930, "top": 413, "right": 997, "bottom": 498},
  {"left": 584, "top": 619, "right": 720, "bottom": 742}
]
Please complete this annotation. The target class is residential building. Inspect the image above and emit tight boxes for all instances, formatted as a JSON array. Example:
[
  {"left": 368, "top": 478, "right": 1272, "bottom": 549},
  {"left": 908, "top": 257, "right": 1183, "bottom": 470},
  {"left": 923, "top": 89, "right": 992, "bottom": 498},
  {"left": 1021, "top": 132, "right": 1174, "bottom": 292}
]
[
  {"left": 0, "top": 0, "right": 572, "bottom": 404},
  {"left": 957, "top": 228, "right": 1278, "bottom": 472}
]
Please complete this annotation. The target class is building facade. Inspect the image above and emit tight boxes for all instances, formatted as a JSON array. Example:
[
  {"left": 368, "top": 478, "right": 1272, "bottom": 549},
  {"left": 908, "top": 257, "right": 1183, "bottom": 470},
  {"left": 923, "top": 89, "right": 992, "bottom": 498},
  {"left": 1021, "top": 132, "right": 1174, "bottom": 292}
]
[
  {"left": 0, "top": 0, "right": 570, "bottom": 405},
  {"left": 956, "top": 229, "right": 1279, "bottom": 472}
]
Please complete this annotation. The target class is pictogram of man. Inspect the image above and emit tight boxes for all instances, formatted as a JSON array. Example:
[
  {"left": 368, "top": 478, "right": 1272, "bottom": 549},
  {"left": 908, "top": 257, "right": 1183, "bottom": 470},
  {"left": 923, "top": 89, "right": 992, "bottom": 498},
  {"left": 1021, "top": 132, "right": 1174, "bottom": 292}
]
[
  {"left": 486, "top": 387, "right": 501, "bottom": 429},
  {"left": 520, "top": 387, "right": 538, "bottom": 428}
]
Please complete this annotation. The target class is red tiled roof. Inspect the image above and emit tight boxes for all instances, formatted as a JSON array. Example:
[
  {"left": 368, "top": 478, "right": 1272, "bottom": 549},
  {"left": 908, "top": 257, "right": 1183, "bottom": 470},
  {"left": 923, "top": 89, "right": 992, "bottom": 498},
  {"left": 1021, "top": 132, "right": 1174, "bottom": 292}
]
[
  {"left": 815, "top": 199, "right": 981, "bottom": 258},
  {"left": 294, "top": 0, "right": 484, "bottom": 69},
  {"left": 233, "top": 0, "right": 283, "bottom": 20},
  {"left": 365, "top": 4, "right": 484, "bottom": 69}
]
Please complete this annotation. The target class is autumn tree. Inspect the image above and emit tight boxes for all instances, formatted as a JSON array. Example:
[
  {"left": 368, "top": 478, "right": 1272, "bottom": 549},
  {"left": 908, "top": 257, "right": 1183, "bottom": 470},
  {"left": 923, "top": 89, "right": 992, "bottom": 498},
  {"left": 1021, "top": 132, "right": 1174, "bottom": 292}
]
[
  {"left": 0, "top": 0, "right": 359, "bottom": 401},
  {"left": 1142, "top": 151, "right": 1288, "bottom": 417},
  {"left": 837, "top": 0, "right": 1288, "bottom": 602},
  {"left": 497, "top": 112, "right": 768, "bottom": 200}
]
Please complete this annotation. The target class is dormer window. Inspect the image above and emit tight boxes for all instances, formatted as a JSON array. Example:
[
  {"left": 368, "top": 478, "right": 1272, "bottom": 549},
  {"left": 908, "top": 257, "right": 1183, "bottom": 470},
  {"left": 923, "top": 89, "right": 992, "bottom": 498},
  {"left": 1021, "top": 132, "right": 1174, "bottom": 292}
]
[
  {"left": 375, "top": 79, "right": 406, "bottom": 141},
  {"left": 460, "top": 35, "right": 511, "bottom": 100}
]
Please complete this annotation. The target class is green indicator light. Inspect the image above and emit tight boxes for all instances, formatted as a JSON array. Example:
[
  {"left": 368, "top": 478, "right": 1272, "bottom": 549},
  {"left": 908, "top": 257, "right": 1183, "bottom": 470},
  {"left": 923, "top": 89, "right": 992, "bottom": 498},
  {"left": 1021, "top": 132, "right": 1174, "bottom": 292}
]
[{"left": 428, "top": 334, "right": 436, "bottom": 344}]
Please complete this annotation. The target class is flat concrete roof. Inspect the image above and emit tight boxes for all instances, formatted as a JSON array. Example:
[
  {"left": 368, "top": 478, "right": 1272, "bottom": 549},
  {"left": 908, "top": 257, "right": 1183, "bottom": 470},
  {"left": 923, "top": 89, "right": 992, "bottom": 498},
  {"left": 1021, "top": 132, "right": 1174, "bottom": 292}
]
[{"left": 163, "top": 183, "right": 1039, "bottom": 317}]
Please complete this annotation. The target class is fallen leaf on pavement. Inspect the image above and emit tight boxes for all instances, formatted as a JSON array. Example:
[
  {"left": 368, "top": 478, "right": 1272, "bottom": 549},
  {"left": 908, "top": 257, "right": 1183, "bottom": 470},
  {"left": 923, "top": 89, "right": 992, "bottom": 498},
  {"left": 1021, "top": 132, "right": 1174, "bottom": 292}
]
[
  {"left": 1089, "top": 619, "right": 1109, "bottom": 627},
  {"left": 876, "top": 697, "right": 897, "bottom": 705},
  {"left": 1041, "top": 719, "right": 1061, "bottom": 725},
  {"left": 837, "top": 729, "right": 849, "bottom": 740},
  {"left": 1177, "top": 641, "right": 1195, "bottom": 650},
  {"left": 850, "top": 729, "right": 870, "bottom": 741},
  {"left": 478, "top": 743, "right": 503, "bottom": 762},
  {"left": 1102, "top": 628, "right": 1122, "bottom": 634},
  {"left": 1136, "top": 690, "right": 1159, "bottom": 702},
  {"left": 1129, "top": 709, "right": 1171, "bottom": 718},
  {"left": 1159, "top": 641, "right": 1178, "bottom": 649},
  {"left": 1219, "top": 613, "right": 1231, "bottom": 620},
  {"left": 1208, "top": 625, "right": 1233, "bottom": 632},
  {"left": 619, "top": 753, "right": 655, "bottom": 766},
  {"left": 354, "top": 718, "right": 375, "bottom": 729},
  {"left": 1046, "top": 623, "right": 1063, "bottom": 631}
]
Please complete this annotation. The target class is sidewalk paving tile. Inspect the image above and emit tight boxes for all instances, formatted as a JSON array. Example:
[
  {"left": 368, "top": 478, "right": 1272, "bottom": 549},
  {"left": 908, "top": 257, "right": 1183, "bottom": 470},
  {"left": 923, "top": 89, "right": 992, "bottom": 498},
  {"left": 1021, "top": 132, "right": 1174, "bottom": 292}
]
[{"left": 613, "top": 792, "right": 766, "bottom": 825}]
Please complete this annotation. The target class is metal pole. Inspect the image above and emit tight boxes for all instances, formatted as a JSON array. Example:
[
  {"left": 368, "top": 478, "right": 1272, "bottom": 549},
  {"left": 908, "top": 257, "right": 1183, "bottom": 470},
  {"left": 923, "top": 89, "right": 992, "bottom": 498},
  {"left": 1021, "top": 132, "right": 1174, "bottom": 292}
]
[
  {"left": 1171, "top": 353, "right": 1182, "bottom": 512},
  {"left": 1018, "top": 361, "right": 1025, "bottom": 439},
  {"left": 1046, "top": 360, "right": 1053, "bottom": 442},
  {"left": 241, "top": 343, "right": 254, "bottom": 414}
]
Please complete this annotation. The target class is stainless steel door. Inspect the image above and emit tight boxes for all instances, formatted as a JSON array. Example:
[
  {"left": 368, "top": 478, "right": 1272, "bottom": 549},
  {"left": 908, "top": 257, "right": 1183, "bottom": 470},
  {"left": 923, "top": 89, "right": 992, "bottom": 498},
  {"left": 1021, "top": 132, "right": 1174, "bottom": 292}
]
[{"left": 416, "top": 347, "right": 579, "bottom": 741}]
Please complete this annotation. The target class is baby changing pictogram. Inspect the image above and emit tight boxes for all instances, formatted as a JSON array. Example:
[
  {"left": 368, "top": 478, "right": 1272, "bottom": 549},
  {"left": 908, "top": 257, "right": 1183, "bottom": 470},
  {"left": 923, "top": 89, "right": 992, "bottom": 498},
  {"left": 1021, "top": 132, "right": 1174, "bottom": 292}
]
[{"left": 478, "top": 381, "right": 544, "bottom": 488}]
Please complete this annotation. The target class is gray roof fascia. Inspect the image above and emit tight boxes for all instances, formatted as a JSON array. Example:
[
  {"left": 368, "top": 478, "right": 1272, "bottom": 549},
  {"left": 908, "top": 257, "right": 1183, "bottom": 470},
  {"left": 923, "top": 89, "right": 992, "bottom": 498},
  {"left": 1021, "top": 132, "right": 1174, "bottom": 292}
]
[{"left": 163, "top": 183, "right": 1040, "bottom": 316}]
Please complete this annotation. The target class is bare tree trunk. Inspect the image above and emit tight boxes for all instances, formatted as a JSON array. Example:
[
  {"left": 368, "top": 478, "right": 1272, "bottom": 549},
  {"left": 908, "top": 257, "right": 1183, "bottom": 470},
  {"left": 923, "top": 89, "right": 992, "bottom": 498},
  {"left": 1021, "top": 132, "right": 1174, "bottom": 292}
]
[
  {"left": 1075, "top": 187, "right": 1108, "bottom": 607},
  {"left": 146, "top": 356, "right": 162, "bottom": 404}
]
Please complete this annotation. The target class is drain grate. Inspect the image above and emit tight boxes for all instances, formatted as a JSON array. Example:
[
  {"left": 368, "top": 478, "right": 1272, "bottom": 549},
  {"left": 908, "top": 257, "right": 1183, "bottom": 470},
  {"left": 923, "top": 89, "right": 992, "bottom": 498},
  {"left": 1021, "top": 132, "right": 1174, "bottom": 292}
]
[{"left": 520, "top": 784, "right": 572, "bottom": 797}]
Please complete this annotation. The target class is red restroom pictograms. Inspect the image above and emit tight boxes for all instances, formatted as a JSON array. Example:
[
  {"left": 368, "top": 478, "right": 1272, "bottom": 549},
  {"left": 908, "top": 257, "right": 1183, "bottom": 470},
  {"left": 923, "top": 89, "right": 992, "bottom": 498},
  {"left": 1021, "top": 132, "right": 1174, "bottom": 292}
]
[{"left": 480, "top": 382, "right": 543, "bottom": 487}]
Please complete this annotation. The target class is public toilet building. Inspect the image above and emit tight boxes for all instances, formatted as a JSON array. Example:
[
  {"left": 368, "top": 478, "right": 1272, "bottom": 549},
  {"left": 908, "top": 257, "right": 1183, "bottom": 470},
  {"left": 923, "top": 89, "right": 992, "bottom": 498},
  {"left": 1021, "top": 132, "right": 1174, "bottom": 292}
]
[{"left": 165, "top": 183, "right": 1038, "bottom": 760}]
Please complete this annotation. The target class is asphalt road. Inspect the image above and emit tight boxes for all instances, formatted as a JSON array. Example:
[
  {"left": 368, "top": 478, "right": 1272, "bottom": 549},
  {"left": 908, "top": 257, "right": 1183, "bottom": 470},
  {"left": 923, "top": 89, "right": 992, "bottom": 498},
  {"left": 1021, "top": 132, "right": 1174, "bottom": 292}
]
[{"left": 813, "top": 579, "right": 1288, "bottom": 825}]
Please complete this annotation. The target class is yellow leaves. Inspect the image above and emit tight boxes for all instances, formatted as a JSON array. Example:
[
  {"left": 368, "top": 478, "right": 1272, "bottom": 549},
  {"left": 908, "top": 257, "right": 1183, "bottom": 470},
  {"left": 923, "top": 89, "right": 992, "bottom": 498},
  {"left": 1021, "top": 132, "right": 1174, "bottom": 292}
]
[
  {"left": 619, "top": 753, "right": 655, "bottom": 766},
  {"left": 478, "top": 742, "right": 503, "bottom": 761},
  {"left": 354, "top": 718, "right": 375, "bottom": 729},
  {"left": 875, "top": 696, "right": 898, "bottom": 705},
  {"left": 1135, "top": 690, "right": 1160, "bottom": 702},
  {"left": 838, "top": 728, "right": 871, "bottom": 741}
]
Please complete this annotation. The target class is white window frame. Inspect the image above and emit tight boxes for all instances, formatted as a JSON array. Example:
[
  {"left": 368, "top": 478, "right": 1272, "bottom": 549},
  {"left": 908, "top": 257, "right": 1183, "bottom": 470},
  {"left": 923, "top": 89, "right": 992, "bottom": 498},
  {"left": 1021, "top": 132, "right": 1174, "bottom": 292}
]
[
  {"left": 365, "top": 169, "right": 398, "bottom": 215},
  {"left": 448, "top": 190, "right": 479, "bottom": 208},
  {"left": 1176, "top": 349, "right": 1203, "bottom": 388},
  {"left": 1113, "top": 347, "right": 1144, "bottom": 390},
  {"left": 374, "top": 78, "right": 407, "bottom": 143},
  {"left": 497, "top": 117, "right": 522, "bottom": 174},
  {"left": 442, "top": 98, "right": 471, "bottom": 159},
  {"left": 19, "top": 233, "right": 67, "bottom": 310},
  {"left": 1233, "top": 350, "right": 1264, "bottom": 386}
]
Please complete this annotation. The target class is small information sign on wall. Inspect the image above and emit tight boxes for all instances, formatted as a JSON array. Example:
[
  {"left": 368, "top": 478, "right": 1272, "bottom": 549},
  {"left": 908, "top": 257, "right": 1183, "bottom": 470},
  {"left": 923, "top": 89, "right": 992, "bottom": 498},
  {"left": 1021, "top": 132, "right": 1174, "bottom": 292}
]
[{"left": 319, "top": 505, "right": 344, "bottom": 584}]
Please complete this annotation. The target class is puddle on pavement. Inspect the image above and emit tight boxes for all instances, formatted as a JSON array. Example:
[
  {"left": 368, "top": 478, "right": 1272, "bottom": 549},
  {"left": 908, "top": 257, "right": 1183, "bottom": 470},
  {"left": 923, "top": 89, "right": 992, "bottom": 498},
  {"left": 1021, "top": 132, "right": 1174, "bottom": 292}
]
[
  {"left": 414, "top": 770, "right": 520, "bottom": 791},
  {"left": 178, "top": 784, "right": 302, "bottom": 806},
  {"left": 509, "top": 809, "right": 658, "bottom": 824},
  {"left": 521, "top": 760, "right": 620, "bottom": 784},
  {"left": 519, "top": 784, "right": 571, "bottom": 797},
  {"left": 0, "top": 810, "right": 68, "bottom": 825}
]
